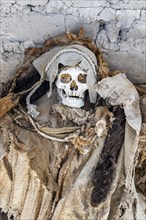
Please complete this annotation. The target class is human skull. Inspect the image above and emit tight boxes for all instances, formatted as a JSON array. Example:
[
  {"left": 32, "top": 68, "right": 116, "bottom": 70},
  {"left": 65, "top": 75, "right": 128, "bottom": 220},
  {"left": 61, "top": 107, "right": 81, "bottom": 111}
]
[{"left": 55, "top": 65, "right": 89, "bottom": 108}]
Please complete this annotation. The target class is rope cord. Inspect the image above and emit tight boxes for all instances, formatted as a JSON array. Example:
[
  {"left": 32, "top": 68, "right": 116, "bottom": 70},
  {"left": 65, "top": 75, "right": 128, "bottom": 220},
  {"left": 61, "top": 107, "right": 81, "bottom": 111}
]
[
  {"left": 19, "top": 106, "right": 79, "bottom": 142},
  {"left": 45, "top": 48, "right": 97, "bottom": 77}
]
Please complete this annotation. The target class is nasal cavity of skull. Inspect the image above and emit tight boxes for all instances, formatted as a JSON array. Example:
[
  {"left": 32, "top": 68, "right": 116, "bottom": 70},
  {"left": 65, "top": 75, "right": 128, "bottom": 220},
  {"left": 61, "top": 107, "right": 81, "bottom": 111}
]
[{"left": 70, "top": 80, "right": 78, "bottom": 91}]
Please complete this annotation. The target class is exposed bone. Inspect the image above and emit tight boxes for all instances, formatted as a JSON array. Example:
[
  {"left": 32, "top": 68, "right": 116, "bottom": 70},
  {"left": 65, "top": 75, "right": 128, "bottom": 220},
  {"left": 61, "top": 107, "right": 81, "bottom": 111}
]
[{"left": 56, "top": 65, "right": 88, "bottom": 108}]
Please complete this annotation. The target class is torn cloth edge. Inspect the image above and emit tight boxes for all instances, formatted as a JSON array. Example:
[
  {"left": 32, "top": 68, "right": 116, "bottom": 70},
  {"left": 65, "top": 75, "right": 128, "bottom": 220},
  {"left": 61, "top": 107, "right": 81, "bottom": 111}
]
[{"left": 95, "top": 73, "right": 142, "bottom": 134}]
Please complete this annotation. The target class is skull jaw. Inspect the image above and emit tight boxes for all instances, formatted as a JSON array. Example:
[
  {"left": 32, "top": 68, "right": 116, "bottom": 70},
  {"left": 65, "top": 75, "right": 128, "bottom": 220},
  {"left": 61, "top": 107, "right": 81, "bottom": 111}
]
[{"left": 61, "top": 96, "right": 85, "bottom": 108}]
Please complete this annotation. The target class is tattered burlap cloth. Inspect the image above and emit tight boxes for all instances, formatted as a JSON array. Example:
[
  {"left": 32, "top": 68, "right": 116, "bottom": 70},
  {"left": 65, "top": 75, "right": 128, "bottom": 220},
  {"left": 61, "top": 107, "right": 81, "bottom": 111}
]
[{"left": 0, "top": 30, "right": 146, "bottom": 220}]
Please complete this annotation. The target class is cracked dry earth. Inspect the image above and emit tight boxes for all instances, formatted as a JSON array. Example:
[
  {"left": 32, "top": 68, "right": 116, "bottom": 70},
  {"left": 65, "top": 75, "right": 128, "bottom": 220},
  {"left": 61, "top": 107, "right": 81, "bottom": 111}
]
[{"left": 1, "top": 0, "right": 146, "bottom": 84}]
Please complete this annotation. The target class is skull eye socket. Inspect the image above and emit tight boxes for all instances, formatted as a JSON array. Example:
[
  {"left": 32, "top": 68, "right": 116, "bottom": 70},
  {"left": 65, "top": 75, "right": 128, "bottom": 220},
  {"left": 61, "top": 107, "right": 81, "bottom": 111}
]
[
  {"left": 78, "top": 74, "right": 87, "bottom": 83},
  {"left": 60, "top": 74, "right": 72, "bottom": 83}
]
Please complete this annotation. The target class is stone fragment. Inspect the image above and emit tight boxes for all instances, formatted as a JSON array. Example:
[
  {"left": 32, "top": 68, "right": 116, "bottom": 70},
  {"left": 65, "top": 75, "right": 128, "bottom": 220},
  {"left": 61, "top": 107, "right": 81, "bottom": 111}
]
[
  {"left": 96, "top": 30, "right": 110, "bottom": 50},
  {"left": 1, "top": 14, "right": 65, "bottom": 42},
  {"left": 99, "top": 8, "right": 115, "bottom": 22},
  {"left": 16, "top": 0, "right": 48, "bottom": 7},
  {"left": 108, "top": 0, "right": 145, "bottom": 10},
  {"left": 66, "top": 15, "right": 100, "bottom": 41},
  {"left": 141, "top": 9, "right": 146, "bottom": 21},
  {"left": 71, "top": 0, "right": 110, "bottom": 8},
  {"left": 106, "top": 23, "right": 120, "bottom": 43},
  {"left": 105, "top": 52, "right": 146, "bottom": 84},
  {"left": 45, "top": 1, "right": 65, "bottom": 14},
  {"left": 2, "top": 38, "right": 23, "bottom": 54},
  {"left": 116, "top": 10, "right": 140, "bottom": 29},
  {"left": 127, "top": 21, "right": 146, "bottom": 39},
  {"left": 79, "top": 7, "right": 103, "bottom": 23}
]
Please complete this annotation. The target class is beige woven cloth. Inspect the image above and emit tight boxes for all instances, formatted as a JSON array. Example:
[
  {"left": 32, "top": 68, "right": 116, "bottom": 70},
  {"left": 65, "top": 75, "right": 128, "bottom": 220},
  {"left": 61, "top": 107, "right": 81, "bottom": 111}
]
[{"left": 0, "top": 73, "right": 145, "bottom": 220}]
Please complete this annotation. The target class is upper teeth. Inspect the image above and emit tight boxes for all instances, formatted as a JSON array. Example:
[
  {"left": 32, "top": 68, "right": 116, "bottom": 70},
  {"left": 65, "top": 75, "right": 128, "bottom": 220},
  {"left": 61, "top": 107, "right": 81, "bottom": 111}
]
[{"left": 61, "top": 90, "right": 85, "bottom": 99}]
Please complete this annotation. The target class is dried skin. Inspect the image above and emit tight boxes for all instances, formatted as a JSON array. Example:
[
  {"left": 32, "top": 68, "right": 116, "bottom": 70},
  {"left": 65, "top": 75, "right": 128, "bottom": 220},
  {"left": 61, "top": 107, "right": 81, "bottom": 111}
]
[
  {"left": 91, "top": 107, "right": 126, "bottom": 206},
  {"left": 135, "top": 149, "right": 146, "bottom": 197},
  {"left": 52, "top": 103, "right": 90, "bottom": 125},
  {"left": 135, "top": 125, "right": 146, "bottom": 197},
  {"left": 70, "top": 127, "right": 96, "bottom": 154},
  {"left": 0, "top": 93, "right": 19, "bottom": 118}
]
